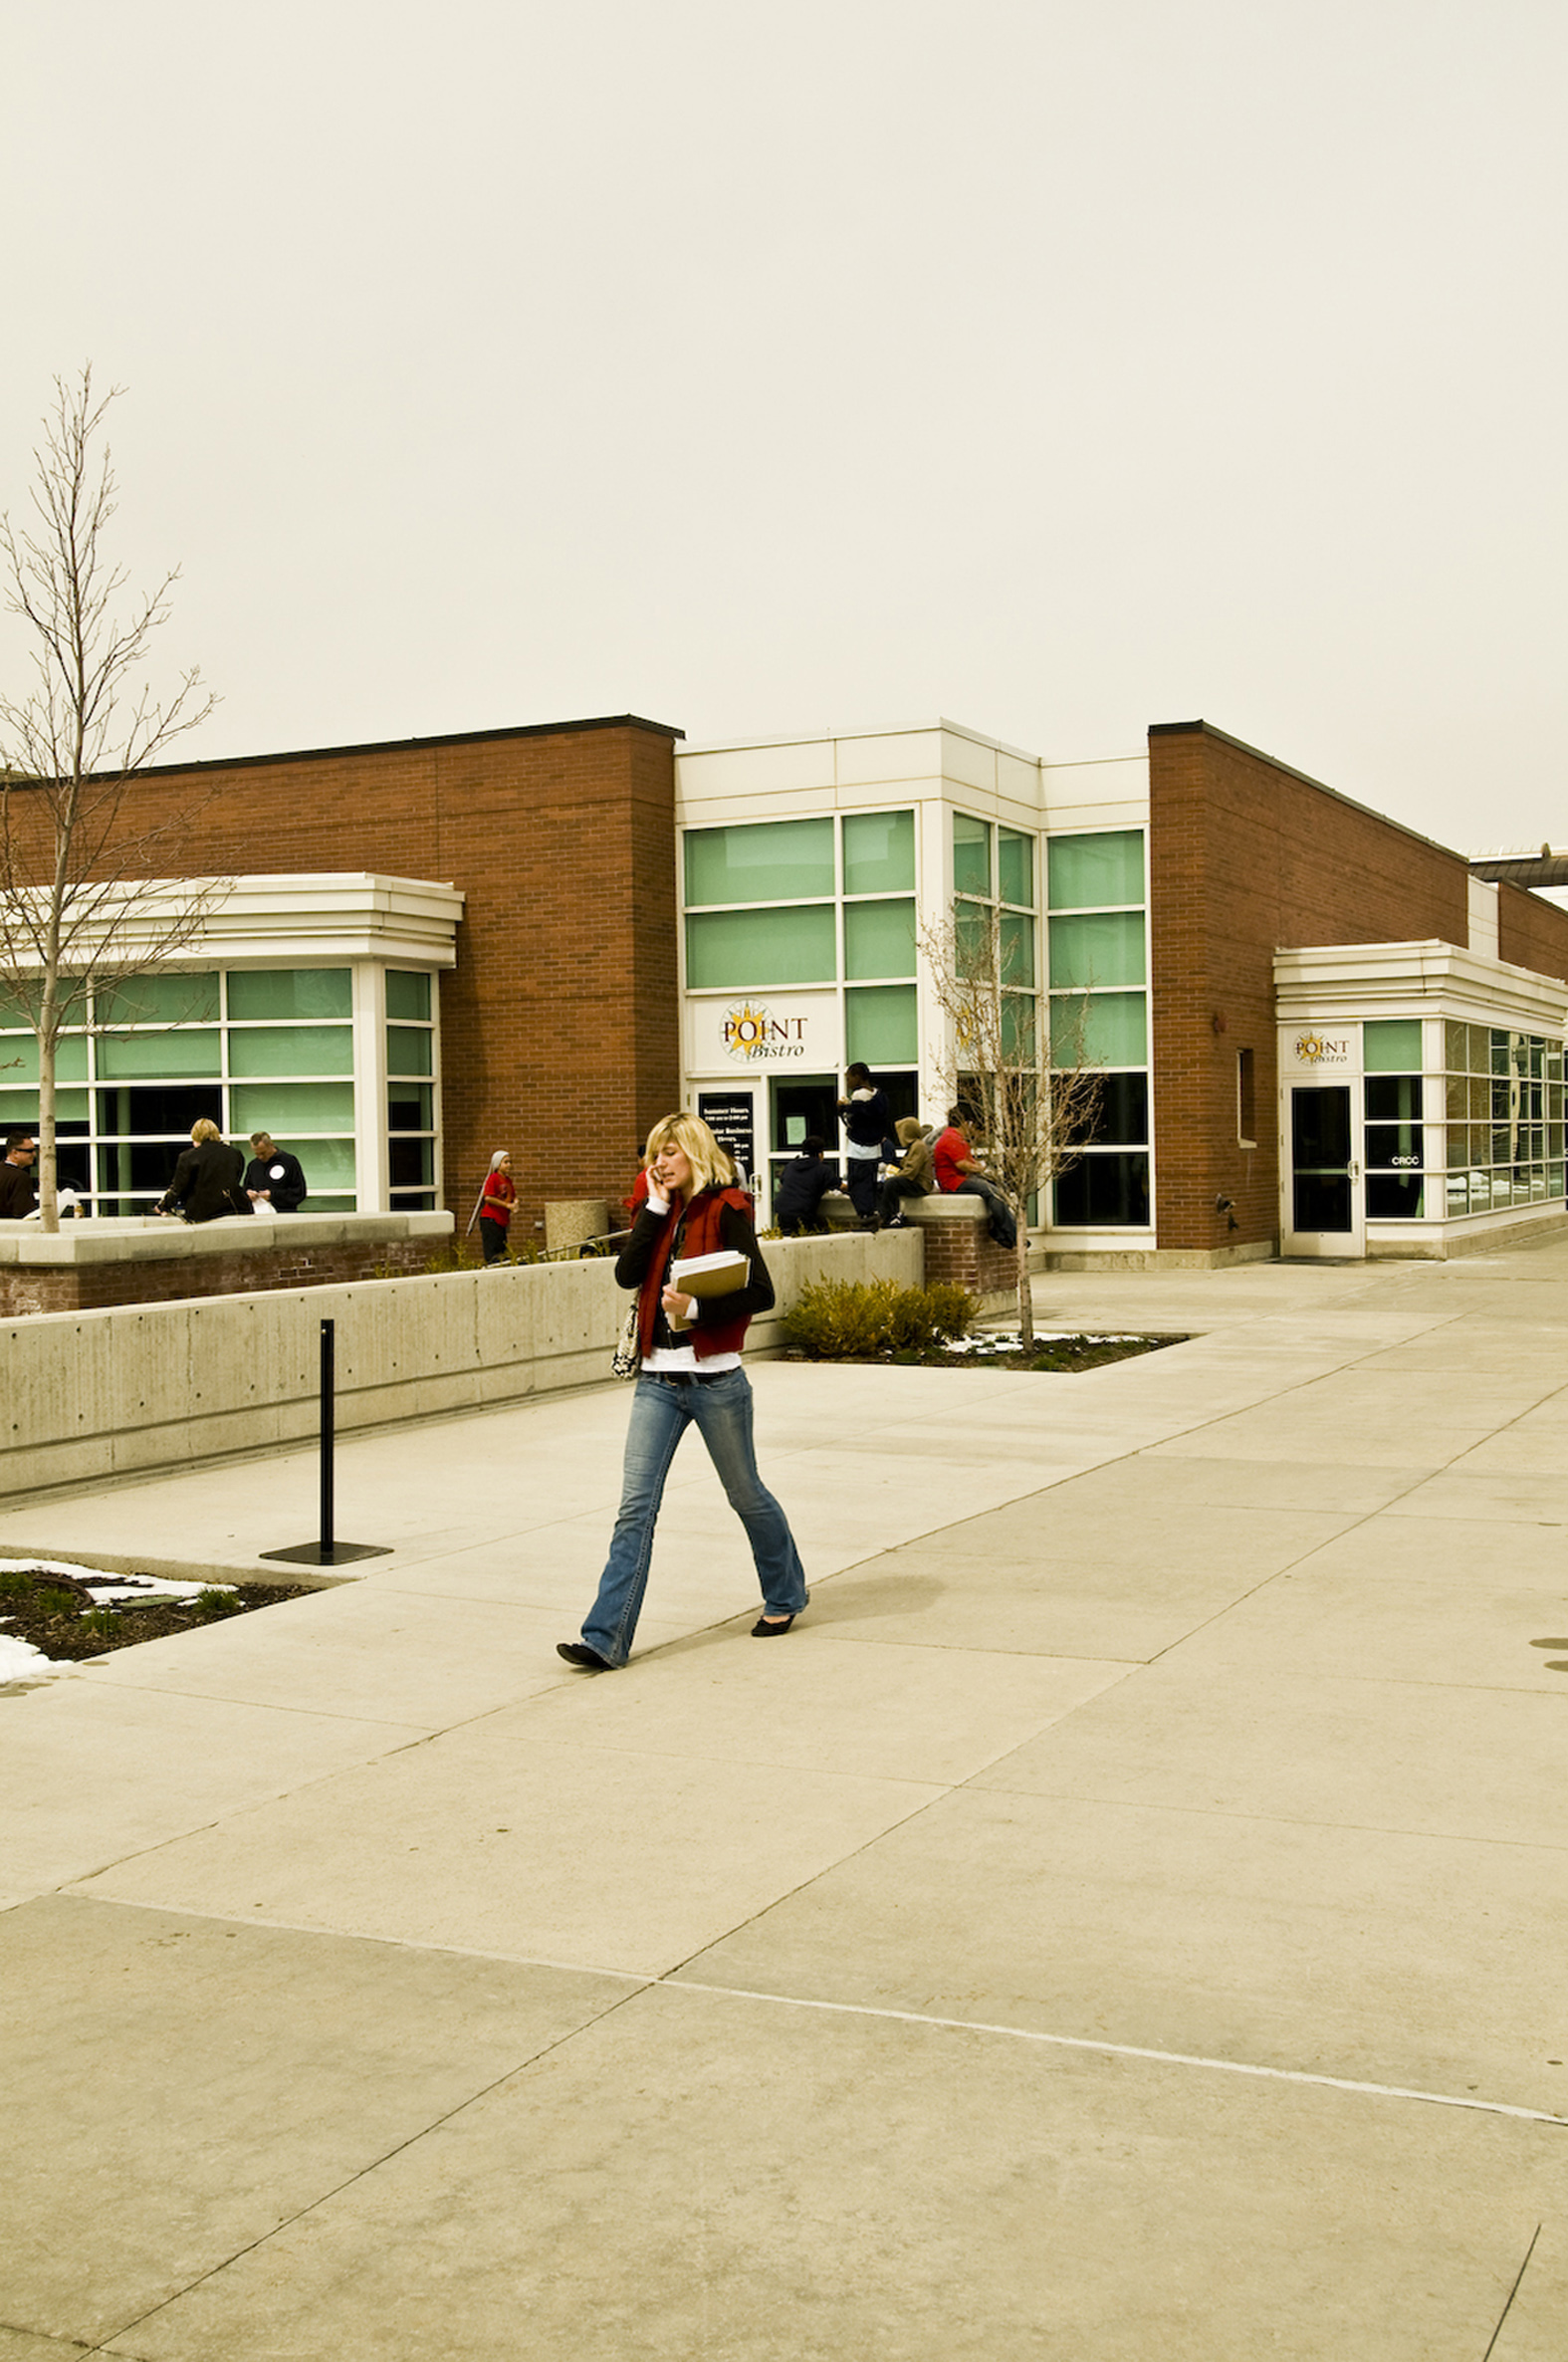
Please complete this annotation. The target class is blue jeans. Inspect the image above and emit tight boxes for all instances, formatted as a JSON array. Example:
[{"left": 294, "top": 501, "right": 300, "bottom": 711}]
[
  {"left": 580, "top": 1367, "right": 808, "bottom": 1666},
  {"left": 958, "top": 1176, "right": 1016, "bottom": 1248}
]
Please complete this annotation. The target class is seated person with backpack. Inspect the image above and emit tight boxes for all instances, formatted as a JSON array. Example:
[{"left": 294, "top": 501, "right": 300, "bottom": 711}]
[{"left": 773, "top": 1135, "right": 837, "bottom": 1235}]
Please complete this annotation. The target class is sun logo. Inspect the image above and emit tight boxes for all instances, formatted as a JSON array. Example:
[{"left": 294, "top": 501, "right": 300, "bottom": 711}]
[
  {"left": 723, "top": 1002, "right": 774, "bottom": 1061},
  {"left": 1295, "top": 1032, "right": 1327, "bottom": 1063}
]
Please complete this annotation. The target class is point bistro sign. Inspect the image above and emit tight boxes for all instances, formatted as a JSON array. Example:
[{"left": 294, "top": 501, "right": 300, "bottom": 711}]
[{"left": 721, "top": 1000, "right": 810, "bottom": 1063}]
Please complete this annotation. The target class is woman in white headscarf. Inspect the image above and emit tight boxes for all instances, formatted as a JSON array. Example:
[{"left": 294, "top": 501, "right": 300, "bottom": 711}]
[{"left": 478, "top": 1151, "right": 516, "bottom": 1265}]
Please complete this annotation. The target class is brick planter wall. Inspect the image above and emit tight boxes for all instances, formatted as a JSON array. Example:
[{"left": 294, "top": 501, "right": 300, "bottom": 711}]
[
  {"left": 903, "top": 1200, "right": 1018, "bottom": 1305},
  {"left": 0, "top": 1215, "right": 454, "bottom": 1319},
  {"left": 0, "top": 1237, "right": 444, "bottom": 1319}
]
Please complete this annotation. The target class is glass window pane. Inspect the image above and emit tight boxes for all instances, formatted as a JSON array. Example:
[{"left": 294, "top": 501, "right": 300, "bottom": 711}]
[
  {"left": 388, "top": 1084, "right": 434, "bottom": 1131},
  {"left": 1047, "top": 829, "right": 1144, "bottom": 909},
  {"left": 844, "top": 898, "right": 915, "bottom": 980},
  {"left": 955, "top": 899, "right": 990, "bottom": 981},
  {"left": 1051, "top": 992, "right": 1147, "bottom": 1067},
  {"left": 1367, "top": 1174, "right": 1424, "bottom": 1218},
  {"left": 1088, "top": 1073, "right": 1149, "bottom": 1145},
  {"left": 385, "top": 971, "right": 432, "bottom": 1021},
  {"left": 998, "top": 828, "right": 1033, "bottom": 908},
  {"left": 1001, "top": 994, "right": 1036, "bottom": 1062},
  {"left": 684, "top": 819, "right": 834, "bottom": 906},
  {"left": 389, "top": 1136, "right": 434, "bottom": 1188},
  {"left": 1048, "top": 911, "right": 1146, "bottom": 989},
  {"left": 227, "top": 969, "right": 351, "bottom": 1020},
  {"left": 1365, "top": 1075, "right": 1423, "bottom": 1121},
  {"left": 231, "top": 1082, "right": 356, "bottom": 1134},
  {"left": 1446, "top": 1075, "right": 1467, "bottom": 1122},
  {"left": 2, "top": 1035, "right": 39, "bottom": 1085},
  {"left": 1000, "top": 911, "right": 1035, "bottom": 989},
  {"left": 387, "top": 1025, "right": 433, "bottom": 1076},
  {"left": 293, "top": 1137, "right": 356, "bottom": 1191},
  {"left": 1364, "top": 1020, "right": 1423, "bottom": 1071},
  {"left": 99, "top": 1029, "right": 221, "bottom": 1079},
  {"left": 953, "top": 814, "right": 992, "bottom": 897},
  {"left": 842, "top": 811, "right": 915, "bottom": 895},
  {"left": 0, "top": 1087, "right": 89, "bottom": 1124},
  {"left": 97, "top": 973, "right": 220, "bottom": 1027},
  {"left": 229, "top": 1025, "right": 353, "bottom": 1076},
  {"left": 686, "top": 905, "right": 836, "bottom": 988},
  {"left": 1445, "top": 1021, "right": 1467, "bottom": 1072},
  {"left": 846, "top": 985, "right": 917, "bottom": 1065},
  {"left": 1054, "top": 1150, "right": 1151, "bottom": 1225}
]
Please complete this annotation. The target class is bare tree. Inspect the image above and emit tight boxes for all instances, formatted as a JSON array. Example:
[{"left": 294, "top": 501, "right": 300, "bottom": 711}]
[
  {"left": 0, "top": 367, "right": 222, "bottom": 1230},
  {"left": 921, "top": 903, "right": 1102, "bottom": 1346}
]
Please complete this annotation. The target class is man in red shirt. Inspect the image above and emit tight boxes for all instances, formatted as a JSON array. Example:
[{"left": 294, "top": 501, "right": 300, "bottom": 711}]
[{"left": 931, "top": 1107, "right": 1016, "bottom": 1248}]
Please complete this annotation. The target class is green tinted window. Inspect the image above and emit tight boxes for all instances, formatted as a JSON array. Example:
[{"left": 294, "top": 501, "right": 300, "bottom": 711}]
[
  {"left": 686, "top": 905, "right": 836, "bottom": 988},
  {"left": 1047, "top": 830, "right": 1144, "bottom": 909},
  {"left": 1365, "top": 1019, "right": 1423, "bottom": 1071},
  {"left": 1002, "top": 994, "right": 1036, "bottom": 1062},
  {"left": 385, "top": 971, "right": 431, "bottom": 1021},
  {"left": 387, "top": 1026, "right": 433, "bottom": 1076},
  {"left": 97, "top": 973, "right": 220, "bottom": 1027},
  {"left": 845, "top": 986, "right": 917, "bottom": 1064},
  {"left": 998, "top": 829, "right": 1033, "bottom": 908},
  {"left": 231, "top": 1082, "right": 356, "bottom": 1133},
  {"left": 288, "top": 1136, "right": 356, "bottom": 1190},
  {"left": 1051, "top": 992, "right": 1147, "bottom": 1066},
  {"left": 227, "top": 969, "right": 351, "bottom": 1020},
  {"left": 953, "top": 814, "right": 992, "bottom": 896},
  {"left": 1048, "top": 911, "right": 1146, "bottom": 989},
  {"left": 0, "top": 1087, "right": 89, "bottom": 1123},
  {"left": 1001, "top": 911, "right": 1035, "bottom": 989},
  {"left": 842, "top": 811, "right": 915, "bottom": 894},
  {"left": 684, "top": 819, "right": 834, "bottom": 906},
  {"left": 844, "top": 898, "right": 915, "bottom": 980},
  {"left": 98, "top": 1029, "right": 220, "bottom": 1079},
  {"left": 229, "top": 1026, "right": 352, "bottom": 1077}
]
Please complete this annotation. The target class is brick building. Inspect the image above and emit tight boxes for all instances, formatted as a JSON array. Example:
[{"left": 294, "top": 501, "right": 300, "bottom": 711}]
[{"left": 3, "top": 707, "right": 1566, "bottom": 1264}]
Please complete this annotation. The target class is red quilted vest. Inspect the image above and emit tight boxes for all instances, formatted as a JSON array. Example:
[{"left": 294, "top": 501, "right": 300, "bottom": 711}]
[{"left": 636, "top": 1186, "right": 755, "bottom": 1360}]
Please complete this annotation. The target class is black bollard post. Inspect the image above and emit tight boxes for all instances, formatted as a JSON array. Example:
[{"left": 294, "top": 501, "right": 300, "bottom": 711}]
[
  {"left": 319, "top": 1316, "right": 336, "bottom": 1563},
  {"left": 261, "top": 1311, "right": 390, "bottom": 1568}
]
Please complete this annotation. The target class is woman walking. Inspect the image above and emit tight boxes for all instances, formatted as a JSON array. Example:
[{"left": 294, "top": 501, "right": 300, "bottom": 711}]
[
  {"left": 478, "top": 1151, "right": 516, "bottom": 1265},
  {"left": 558, "top": 1112, "right": 807, "bottom": 1671}
]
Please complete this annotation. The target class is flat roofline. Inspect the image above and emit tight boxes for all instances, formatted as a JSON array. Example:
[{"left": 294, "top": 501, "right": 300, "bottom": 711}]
[
  {"left": 109, "top": 714, "right": 686, "bottom": 783},
  {"left": 679, "top": 716, "right": 1058, "bottom": 766},
  {"left": 1148, "top": 717, "right": 1478, "bottom": 869}
]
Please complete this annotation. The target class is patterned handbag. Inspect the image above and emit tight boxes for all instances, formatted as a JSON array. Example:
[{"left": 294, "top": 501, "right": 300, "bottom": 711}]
[{"left": 611, "top": 1302, "right": 640, "bottom": 1380}]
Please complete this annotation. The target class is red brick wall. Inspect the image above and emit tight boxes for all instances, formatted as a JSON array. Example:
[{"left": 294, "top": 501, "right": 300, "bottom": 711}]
[
  {"left": 0, "top": 1237, "right": 443, "bottom": 1318},
  {"left": 1496, "top": 879, "right": 1568, "bottom": 984},
  {"left": 1149, "top": 723, "right": 1478, "bottom": 1253},
  {"left": 18, "top": 719, "right": 681, "bottom": 1235}
]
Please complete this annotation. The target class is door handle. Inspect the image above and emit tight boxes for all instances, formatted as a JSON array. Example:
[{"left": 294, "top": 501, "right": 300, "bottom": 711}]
[{"left": 1348, "top": 1161, "right": 1361, "bottom": 1182}]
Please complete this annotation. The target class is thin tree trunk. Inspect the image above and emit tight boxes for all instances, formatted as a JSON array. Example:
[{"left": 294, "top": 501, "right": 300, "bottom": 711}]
[{"left": 1015, "top": 1221, "right": 1033, "bottom": 1349}]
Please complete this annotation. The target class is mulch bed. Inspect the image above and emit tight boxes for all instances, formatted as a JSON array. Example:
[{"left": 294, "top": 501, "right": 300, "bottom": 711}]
[
  {"left": 784, "top": 1332, "right": 1188, "bottom": 1373},
  {"left": 0, "top": 1566, "right": 316, "bottom": 1664}
]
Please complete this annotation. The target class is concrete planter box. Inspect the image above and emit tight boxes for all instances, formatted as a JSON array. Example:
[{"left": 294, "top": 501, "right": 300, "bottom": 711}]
[
  {"left": 0, "top": 1213, "right": 455, "bottom": 1317},
  {"left": 0, "top": 1225, "right": 923, "bottom": 1504}
]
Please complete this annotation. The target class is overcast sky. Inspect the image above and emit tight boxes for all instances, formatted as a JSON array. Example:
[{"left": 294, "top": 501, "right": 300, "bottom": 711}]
[{"left": 3, "top": 1, "right": 1564, "bottom": 856}]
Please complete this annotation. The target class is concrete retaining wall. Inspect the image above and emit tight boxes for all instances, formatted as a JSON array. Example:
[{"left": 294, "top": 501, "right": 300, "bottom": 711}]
[{"left": 0, "top": 1227, "right": 923, "bottom": 1502}]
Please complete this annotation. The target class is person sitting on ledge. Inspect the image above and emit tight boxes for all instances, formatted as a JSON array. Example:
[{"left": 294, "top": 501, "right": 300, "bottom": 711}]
[
  {"left": 773, "top": 1134, "right": 837, "bottom": 1236},
  {"left": 156, "top": 1119, "right": 250, "bottom": 1224},
  {"left": 931, "top": 1106, "right": 1016, "bottom": 1249}
]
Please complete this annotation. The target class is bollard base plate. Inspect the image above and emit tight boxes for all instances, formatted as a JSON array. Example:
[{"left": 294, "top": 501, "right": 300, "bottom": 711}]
[{"left": 259, "top": 1541, "right": 393, "bottom": 1566}]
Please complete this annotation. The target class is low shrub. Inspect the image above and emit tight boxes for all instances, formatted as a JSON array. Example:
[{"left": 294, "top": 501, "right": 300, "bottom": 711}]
[{"left": 782, "top": 1279, "right": 979, "bottom": 1360}]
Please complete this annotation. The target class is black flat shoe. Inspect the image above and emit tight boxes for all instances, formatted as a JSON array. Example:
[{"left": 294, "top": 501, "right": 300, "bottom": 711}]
[
  {"left": 557, "top": 1641, "right": 614, "bottom": 1670},
  {"left": 751, "top": 1614, "right": 797, "bottom": 1637}
]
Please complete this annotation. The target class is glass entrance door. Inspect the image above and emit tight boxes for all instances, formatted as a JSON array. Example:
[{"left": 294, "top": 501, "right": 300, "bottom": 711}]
[{"left": 1287, "top": 1084, "right": 1363, "bottom": 1256}]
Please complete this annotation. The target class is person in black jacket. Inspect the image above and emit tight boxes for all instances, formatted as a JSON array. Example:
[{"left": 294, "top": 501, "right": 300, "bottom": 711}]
[
  {"left": 558, "top": 1110, "right": 808, "bottom": 1671},
  {"left": 773, "top": 1134, "right": 836, "bottom": 1235},
  {"left": 156, "top": 1120, "right": 250, "bottom": 1223},
  {"left": 0, "top": 1133, "right": 38, "bottom": 1219},
  {"left": 835, "top": 1063, "right": 891, "bottom": 1226},
  {"left": 243, "top": 1132, "right": 308, "bottom": 1214}
]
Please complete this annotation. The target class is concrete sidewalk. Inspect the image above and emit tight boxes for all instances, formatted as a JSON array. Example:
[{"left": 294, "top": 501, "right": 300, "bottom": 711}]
[{"left": 3, "top": 1243, "right": 1567, "bottom": 2358}]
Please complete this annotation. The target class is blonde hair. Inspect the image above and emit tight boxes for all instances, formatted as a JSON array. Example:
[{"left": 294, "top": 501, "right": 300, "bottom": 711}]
[
  {"left": 190, "top": 1118, "right": 222, "bottom": 1144},
  {"left": 644, "top": 1111, "right": 737, "bottom": 1198}
]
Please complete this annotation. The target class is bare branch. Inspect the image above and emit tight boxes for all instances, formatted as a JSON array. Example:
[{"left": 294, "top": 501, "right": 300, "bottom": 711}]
[
  {"left": 920, "top": 903, "right": 1103, "bottom": 1346},
  {"left": 0, "top": 365, "right": 225, "bottom": 1230}
]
